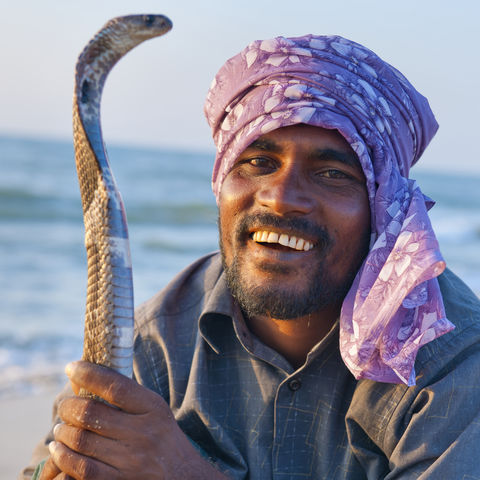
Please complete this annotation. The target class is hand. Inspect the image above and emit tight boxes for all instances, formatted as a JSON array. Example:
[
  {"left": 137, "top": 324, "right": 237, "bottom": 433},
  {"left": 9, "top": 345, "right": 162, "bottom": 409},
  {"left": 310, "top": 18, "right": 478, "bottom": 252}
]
[{"left": 41, "top": 360, "right": 227, "bottom": 480}]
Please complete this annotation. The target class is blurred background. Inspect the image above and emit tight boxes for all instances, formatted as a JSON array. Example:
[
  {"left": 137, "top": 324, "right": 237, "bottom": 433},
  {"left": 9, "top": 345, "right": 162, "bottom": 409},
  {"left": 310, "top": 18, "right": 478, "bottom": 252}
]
[{"left": 1, "top": 0, "right": 479, "bottom": 475}]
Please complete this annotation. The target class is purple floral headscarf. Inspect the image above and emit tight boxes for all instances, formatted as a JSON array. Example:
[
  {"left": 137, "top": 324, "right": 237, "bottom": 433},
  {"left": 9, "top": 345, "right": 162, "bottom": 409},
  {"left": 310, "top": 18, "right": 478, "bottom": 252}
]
[{"left": 204, "top": 35, "right": 455, "bottom": 385}]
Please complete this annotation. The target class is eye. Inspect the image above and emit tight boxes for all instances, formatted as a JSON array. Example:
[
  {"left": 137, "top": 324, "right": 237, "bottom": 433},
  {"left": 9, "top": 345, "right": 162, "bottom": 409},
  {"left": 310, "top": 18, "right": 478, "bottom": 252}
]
[
  {"left": 236, "top": 156, "right": 277, "bottom": 174},
  {"left": 248, "top": 157, "right": 273, "bottom": 168},
  {"left": 316, "top": 168, "right": 350, "bottom": 179},
  {"left": 143, "top": 15, "right": 155, "bottom": 26}
]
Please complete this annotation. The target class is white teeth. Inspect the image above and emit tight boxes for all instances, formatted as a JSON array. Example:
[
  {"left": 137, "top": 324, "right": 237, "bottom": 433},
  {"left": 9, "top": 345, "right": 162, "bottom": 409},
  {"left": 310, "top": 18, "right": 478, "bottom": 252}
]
[
  {"left": 267, "top": 232, "right": 279, "bottom": 243},
  {"left": 252, "top": 231, "right": 313, "bottom": 251},
  {"left": 278, "top": 234, "right": 289, "bottom": 247}
]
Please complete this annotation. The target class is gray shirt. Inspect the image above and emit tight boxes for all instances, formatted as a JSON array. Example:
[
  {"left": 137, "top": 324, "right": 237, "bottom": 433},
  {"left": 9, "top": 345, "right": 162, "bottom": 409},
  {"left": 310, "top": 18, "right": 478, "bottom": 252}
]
[{"left": 23, "top": 251, "right": 480, "bottom": 479}]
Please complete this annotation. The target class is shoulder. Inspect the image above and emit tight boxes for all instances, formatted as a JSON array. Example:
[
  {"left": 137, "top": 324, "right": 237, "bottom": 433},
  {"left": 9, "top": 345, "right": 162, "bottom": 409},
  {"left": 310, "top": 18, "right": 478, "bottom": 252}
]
[
  {"left": 415, "top": 268, "right": 480, "bottom": 377},
  {"left": 438, "top": 267, "right": 480, "bottom": 324},
  {"left": 346, "top": 269, "right": 480, "bottom": 462},
  {"left": 134, "top": 250, "right": 224, "bottom": 330},
  {"left": 347, "top": 271, "right": 480, "bottom": 476}
]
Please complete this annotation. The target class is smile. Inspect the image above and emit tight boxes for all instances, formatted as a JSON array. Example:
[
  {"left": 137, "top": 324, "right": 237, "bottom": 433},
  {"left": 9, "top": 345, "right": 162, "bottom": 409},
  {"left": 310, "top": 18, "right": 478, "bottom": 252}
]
[{"left": 251, "top": 230, "right": 314, "bottom": 251}]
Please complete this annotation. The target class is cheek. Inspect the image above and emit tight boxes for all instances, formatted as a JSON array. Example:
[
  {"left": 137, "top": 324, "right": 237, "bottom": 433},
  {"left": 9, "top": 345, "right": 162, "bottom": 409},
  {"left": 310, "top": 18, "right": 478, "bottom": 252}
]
[
  {"left": 220, "top": 171, "right": 255, "bottom": 206},
  {"left": 218, "top": 172, "right": 256, "bottom": 227},
  {"left": 355, "top": 193, "right": 371, "bottom": 238},
  {"left": 218, "top": 202, "right": 233, "bottom": 262},
  {"left": 335, "top": 187, "right": 370, "bottom": 229},
  {"left": 326, "top": 193, "right": 371, "bottom": 257},
  {"left": 218, "top": 176, "right": 249, "bottom": 261},
  {"left": 347, "top": 200, "right": 371, "bottom": 238}
]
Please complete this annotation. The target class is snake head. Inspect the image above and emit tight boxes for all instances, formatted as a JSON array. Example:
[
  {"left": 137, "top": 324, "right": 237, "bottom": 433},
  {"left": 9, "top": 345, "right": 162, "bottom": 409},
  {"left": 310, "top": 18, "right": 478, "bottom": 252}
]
[
  {"left": 107, "top": 14, "right": 173, "bottom": 41},
  {"left": 74, "top": 14, "right": 173, "bottom": 120}
]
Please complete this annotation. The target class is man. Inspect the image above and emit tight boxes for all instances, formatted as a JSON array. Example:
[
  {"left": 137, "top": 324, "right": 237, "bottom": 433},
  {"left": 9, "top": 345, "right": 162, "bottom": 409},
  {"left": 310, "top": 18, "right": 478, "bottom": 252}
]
[{"left": 25, "top": 35, "right": 480, "bottom": 479}]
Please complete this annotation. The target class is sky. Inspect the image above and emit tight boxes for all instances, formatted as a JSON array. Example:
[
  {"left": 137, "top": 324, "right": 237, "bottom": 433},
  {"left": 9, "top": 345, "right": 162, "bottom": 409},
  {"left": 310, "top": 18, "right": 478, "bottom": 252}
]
[{"left": 0, "top": 0, "right": 479, "bottom": 173}]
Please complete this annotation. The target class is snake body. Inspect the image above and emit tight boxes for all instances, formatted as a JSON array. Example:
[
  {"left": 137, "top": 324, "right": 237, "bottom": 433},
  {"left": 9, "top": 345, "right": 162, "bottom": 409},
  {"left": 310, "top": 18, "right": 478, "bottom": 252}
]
[{"left": 73, "top": 15, "right": 172, "bottom": 380}]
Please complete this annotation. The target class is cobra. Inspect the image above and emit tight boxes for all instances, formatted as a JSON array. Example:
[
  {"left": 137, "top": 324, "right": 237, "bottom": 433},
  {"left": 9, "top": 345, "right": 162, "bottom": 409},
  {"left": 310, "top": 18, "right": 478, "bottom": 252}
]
[{"left": 72, "top": 15, "right": 172, "bottom": 385}]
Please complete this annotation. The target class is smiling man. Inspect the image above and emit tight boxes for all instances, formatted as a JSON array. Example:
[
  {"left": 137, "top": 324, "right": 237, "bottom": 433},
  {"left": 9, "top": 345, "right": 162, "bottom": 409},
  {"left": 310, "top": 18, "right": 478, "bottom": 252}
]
[
  {"left": 219, "top": 125, "right": 371, "bottom": 368},
  {"left": 26, "top": 35, "right": 480, "bottom": 480}
]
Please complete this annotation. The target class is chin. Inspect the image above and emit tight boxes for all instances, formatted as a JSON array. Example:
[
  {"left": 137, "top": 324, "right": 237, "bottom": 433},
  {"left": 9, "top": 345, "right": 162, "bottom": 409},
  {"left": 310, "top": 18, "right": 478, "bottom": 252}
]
[{"left": 223, "top": 255, "right": 353, "bottom": 320}]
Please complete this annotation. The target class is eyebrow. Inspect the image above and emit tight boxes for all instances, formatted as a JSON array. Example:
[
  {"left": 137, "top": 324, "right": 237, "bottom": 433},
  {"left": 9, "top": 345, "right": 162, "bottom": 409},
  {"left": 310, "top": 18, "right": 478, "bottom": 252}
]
[
  {"left": 307, "top": 148, "right": 360, "bottom": 169},
  {"left": 246, "top": 138, "right": 282, "bottom": 153}
]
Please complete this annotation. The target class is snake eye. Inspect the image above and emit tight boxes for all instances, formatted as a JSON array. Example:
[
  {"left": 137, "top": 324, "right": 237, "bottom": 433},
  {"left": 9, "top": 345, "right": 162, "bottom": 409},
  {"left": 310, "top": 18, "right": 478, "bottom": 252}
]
[{"left": 144, "top": 15, "right": 155, "bottom": 26}]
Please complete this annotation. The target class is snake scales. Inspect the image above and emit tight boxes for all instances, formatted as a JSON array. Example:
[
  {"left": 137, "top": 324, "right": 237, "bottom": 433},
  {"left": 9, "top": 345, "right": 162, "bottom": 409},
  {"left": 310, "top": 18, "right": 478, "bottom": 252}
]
[{"left": 73, "top": 15, "right": 172, "bottom": 382}]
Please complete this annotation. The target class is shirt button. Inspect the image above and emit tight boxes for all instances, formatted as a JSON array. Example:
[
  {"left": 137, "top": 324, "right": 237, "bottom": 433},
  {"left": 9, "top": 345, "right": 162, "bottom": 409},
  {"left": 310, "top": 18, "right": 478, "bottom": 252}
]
[{"left": 288, "top": 378, "right": 302, "bottom": 391}]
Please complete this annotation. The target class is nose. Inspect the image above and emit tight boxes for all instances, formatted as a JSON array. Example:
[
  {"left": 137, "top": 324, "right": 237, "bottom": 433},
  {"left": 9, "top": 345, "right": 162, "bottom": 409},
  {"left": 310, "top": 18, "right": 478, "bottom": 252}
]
[{"left": 255, "top": 167, "right": 315, "bottom": 215}]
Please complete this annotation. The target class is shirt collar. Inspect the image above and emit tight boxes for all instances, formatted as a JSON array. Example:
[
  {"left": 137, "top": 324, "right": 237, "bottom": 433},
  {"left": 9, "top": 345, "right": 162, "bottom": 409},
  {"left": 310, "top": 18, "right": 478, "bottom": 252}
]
[
  {"left": 198, "top": 269, "right": 238, "bottom": 354},
  {"left": 198, "top": 267, "right": 340, "bottom": 368}
]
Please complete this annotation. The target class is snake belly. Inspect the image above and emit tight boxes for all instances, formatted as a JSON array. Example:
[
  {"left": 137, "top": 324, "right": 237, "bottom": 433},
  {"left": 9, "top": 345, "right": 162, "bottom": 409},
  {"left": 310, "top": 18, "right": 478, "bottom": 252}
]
[{"left": 73, "top": 15, "right": 172, "bottom": 381}]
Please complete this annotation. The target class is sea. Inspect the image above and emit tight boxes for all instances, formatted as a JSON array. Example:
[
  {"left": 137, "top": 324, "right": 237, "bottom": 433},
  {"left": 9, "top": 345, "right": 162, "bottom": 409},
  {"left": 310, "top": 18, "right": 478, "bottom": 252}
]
[{"left": 1, "top": 135, "right": 480, "bottom": 399}]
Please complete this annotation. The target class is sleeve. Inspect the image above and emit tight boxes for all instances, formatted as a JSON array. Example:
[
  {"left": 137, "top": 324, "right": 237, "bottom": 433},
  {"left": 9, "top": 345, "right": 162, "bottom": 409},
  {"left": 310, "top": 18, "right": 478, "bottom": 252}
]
[
  {"left": 18, "top": 384, "right": 73, "bottom": 480},
  {"left": 346, "top": 341, "right": 480, "bottom": 479}
]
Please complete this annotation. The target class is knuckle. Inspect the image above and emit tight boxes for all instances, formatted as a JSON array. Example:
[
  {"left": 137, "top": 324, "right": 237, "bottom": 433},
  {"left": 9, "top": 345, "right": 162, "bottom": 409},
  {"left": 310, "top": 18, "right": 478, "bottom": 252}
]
[
  {"left": 76, "top": 456, "right": 98, "bottom": 480},
  {"left": 57, "top": 396, "right": 76, "bottom": 420},
  {"left": 104, "top": 379, "right": 124, "bottom": 403},
  {"left": 76, "top": 399, "right": 96, "bottom": 425},
  {"left": 71, "top": 428, "right": 89, "bottom": 452}
]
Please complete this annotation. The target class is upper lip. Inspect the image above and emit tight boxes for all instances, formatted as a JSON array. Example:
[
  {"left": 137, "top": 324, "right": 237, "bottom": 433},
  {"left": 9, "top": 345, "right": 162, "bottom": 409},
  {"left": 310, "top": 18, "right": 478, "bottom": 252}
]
[{"left": 250, "top": 228, "right": 314, "bottom": 251}]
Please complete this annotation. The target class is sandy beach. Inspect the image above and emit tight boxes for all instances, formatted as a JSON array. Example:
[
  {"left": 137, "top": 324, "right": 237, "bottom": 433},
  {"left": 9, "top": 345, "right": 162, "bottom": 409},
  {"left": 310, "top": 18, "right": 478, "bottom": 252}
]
[{"left": 0, "top": 389, "right": 58, "bottom": 479}]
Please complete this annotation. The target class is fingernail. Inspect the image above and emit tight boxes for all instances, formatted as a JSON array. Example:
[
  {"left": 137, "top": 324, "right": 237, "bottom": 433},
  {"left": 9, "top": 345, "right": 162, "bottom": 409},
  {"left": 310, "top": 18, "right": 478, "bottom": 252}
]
[
  {"left": 48, "top": 441, "right": 57, "bottom": 455},
  {"left": 53, "top": 423, "right": 60, "bottom": 436}
]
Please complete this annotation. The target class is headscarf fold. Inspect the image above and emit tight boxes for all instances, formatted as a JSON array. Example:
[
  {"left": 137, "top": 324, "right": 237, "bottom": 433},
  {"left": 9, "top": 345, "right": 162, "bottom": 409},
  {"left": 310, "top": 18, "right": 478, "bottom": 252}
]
[{"left": 204, "top": 35, "right": 454, "bottom": 385}]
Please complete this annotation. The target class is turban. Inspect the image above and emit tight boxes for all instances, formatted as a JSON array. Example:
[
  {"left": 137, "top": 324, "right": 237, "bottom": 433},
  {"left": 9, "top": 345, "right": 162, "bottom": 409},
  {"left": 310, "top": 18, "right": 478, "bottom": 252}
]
[{"left": 204, "top": 35, "right": 454, "bottom": 385}]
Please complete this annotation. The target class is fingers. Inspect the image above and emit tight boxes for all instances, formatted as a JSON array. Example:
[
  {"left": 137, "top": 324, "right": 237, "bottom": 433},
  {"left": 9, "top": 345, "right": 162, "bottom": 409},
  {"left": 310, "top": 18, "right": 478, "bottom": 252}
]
[
  {"left": 57, "top": 396, "right": 130, "bottom": 439},
  {"left": 54, "top": 422, "right": 110, "bottom": 456},
  {"left": 48, "top": 440, "right": 119, "bottom": 480},
  {"left": 40, "top": 455, "right": 75, "bottom": 480},
  {"left": 53, "top": 421, "right": 128, "bottom": 467},
  {"left": 65, "top": 361, "right": 164, "bottom": 414}
]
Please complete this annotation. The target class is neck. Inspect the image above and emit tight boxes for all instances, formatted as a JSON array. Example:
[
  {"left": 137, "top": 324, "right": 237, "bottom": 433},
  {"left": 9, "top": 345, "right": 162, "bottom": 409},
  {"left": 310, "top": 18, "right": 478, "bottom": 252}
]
[{"left": 245, "top": 304, "right": 340, "bottom": 369}]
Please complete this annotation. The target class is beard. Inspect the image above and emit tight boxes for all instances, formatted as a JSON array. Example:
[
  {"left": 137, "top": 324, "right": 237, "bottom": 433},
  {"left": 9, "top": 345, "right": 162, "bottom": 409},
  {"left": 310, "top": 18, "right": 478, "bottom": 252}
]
[{"left": 219, "top": 213, "right": 369, "bottom": 320}]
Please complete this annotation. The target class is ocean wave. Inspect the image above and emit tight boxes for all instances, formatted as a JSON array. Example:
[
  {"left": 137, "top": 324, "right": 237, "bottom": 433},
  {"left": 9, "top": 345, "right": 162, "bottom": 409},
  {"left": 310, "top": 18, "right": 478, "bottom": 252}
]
[
  {"left": 127, "top": 203, "right": 217, "bottom": 225},
  {"left": 0, "top": 333, "right": 81, "bottom": 399},
  {"left": 429, "top": 207, "right": 480, "bottom": 243}
]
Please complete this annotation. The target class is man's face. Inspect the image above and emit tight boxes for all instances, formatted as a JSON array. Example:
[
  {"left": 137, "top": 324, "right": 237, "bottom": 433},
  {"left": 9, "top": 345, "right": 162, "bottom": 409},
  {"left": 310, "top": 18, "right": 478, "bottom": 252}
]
[{"left": 218, "top": 124, "right": 371, "bottom": 320}]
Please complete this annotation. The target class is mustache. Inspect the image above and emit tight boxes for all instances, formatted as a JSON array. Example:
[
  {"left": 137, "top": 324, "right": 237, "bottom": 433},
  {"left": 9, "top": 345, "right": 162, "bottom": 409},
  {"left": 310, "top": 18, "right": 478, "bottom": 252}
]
[{"left": 236, "top": 213, "right": 332, "bottom": 250}]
